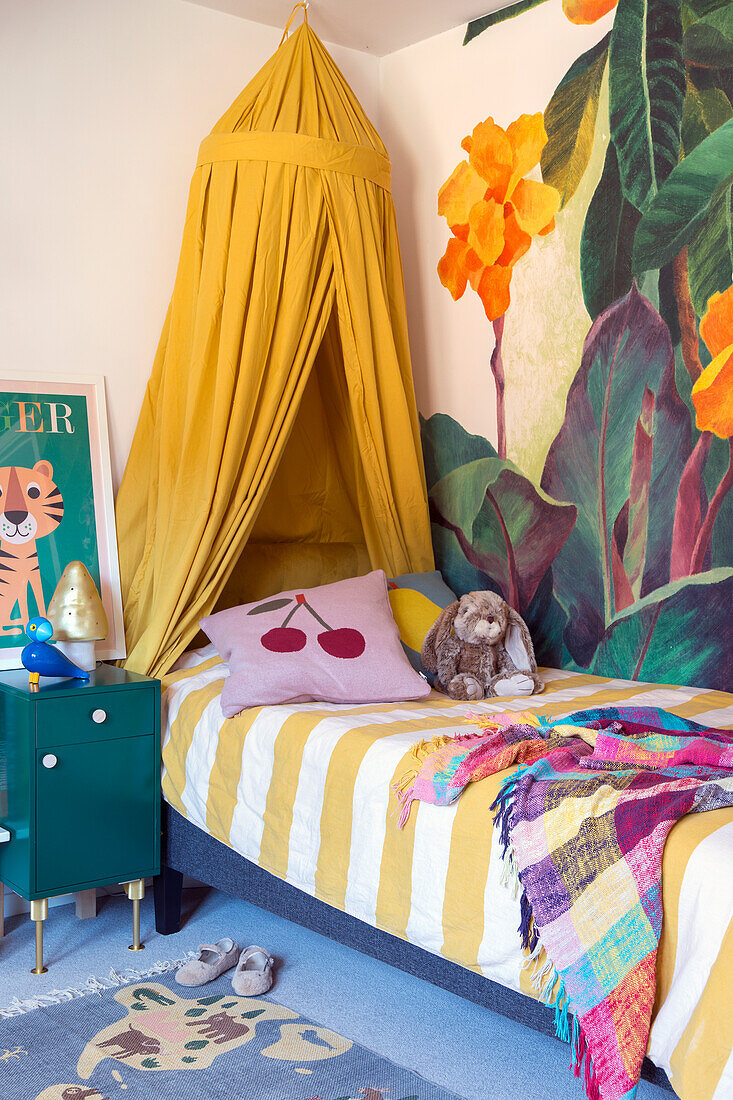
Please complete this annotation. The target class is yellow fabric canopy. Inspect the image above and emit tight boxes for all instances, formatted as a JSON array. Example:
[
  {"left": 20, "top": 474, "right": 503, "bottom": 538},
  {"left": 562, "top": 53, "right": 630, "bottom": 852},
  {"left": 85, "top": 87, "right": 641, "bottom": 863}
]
[{"left": 116, "top": 16, "right": 434, "bottom": 678}]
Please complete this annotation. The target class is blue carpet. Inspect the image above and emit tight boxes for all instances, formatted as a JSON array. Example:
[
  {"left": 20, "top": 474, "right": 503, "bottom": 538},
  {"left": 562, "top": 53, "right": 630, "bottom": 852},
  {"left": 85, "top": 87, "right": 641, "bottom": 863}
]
[{"left": 0, "top": 888, "right": 670, "bottom": 1099}]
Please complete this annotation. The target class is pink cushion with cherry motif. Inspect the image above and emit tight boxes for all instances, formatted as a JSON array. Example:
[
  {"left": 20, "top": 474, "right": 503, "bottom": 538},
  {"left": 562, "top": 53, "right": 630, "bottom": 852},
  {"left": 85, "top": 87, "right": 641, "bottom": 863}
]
[{"left": 200, "top": 569, "right": 431, "bottom": 717}]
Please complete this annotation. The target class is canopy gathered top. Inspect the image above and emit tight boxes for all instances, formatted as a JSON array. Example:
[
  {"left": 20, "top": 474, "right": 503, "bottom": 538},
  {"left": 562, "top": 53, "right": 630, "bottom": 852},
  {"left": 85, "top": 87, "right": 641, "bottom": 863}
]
[{"left": 115, "top": 10, "right": 434, "bottom": 678}]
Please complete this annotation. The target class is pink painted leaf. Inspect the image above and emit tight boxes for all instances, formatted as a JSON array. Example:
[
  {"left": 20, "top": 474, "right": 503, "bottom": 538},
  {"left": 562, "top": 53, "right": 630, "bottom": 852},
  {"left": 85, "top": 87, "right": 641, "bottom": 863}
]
[
  {"left": 429, "top": 457, "right": 576, "bottom": 615},
  {"left": 611, "top": 504, "right": 635, "bottom": 613},
  {"left": 541, "top": 284, "right": 674, "bottom": 667},
  {"left": 670, "top": 432, "right": 711, "bottom": 580},
  {"left": 622, "top": 385, "right": 655, "bottom": 598}
]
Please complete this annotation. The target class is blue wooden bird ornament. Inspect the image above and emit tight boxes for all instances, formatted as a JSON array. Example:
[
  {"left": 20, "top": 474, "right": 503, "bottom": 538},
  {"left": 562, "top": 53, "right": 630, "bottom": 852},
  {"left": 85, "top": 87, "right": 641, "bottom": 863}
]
[{"left": 22, "top": 617, "right": 90, "bottom": 686}]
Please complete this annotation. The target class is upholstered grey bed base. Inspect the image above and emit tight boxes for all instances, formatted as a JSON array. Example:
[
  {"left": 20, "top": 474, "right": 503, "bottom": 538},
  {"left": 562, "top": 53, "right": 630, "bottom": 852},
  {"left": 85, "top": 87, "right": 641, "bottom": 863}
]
[{"left": 156, "top": 802, "right": 673, "bottom": 1092}]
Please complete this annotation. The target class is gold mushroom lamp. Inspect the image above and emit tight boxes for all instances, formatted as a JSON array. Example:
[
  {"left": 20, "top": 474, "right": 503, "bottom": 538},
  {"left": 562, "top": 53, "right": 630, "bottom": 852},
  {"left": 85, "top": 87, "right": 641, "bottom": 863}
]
[{"left": 48, "top": 562, "right": 109, "bottom": 672}]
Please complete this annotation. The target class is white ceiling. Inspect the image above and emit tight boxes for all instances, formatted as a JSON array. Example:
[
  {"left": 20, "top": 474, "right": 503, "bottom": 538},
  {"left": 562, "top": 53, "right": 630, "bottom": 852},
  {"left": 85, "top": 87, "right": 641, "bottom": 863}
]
[{"left": 184, "top": 0, "right": 511, "bottom": 56}]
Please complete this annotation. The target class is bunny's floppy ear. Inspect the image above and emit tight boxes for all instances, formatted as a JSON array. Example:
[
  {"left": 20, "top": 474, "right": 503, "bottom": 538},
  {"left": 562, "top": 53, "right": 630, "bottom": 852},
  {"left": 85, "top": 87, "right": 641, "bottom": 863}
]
[
  {"left": 504, "top": 608, "right": 538, "bottom": 673},
  {"left": 420, "top": 601, "right": 459, "bottom": 673}
]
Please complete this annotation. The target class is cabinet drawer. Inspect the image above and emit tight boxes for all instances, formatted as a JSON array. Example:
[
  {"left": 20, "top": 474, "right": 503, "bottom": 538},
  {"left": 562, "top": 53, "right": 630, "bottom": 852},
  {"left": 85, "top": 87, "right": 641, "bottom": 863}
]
[{"left": 36, "top": 690, "right": 153, "bottom": 748}]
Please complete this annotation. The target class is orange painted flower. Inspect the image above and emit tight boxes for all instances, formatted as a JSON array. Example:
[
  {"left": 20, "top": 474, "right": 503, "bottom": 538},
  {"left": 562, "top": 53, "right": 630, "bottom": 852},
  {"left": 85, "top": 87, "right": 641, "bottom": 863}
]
[
  {"left": 563, "top": 0, "right": 617, "bottom": 25},
  {"left": 437, "top": 113, "right": 559, "bottom": 321},
  {"left": 693, "top": 286, "right": 733, "bottom": 439}
]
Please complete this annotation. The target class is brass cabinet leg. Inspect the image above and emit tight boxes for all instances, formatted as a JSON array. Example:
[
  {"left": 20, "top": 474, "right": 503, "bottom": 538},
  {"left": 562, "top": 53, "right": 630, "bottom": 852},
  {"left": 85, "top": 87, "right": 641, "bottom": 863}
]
[
  {"left": 124, "top": 879, "right": 145, "bottom": 951},
  {"left": 30, "top": 898, "right": 48, "bottom": 974}
]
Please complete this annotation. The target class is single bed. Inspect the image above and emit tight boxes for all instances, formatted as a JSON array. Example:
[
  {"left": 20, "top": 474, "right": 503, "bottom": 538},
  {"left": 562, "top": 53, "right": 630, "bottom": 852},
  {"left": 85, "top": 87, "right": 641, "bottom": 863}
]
[{"left": 155, "top": 644, "right": 733, "bottom": 1098}]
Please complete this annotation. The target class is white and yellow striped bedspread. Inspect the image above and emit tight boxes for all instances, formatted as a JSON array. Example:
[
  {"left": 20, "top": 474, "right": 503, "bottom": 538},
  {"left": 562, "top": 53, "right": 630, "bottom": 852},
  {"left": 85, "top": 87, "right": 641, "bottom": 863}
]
[{"left": 161, "top": 645, "right": 733, "bottom": 1099}]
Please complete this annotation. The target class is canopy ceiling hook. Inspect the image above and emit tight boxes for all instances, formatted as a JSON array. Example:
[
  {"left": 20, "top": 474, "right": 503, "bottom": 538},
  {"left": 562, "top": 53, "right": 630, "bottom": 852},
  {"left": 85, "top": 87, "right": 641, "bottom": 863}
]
[{"left": 279, "top": 2, "right": 309, "bottom": 46}]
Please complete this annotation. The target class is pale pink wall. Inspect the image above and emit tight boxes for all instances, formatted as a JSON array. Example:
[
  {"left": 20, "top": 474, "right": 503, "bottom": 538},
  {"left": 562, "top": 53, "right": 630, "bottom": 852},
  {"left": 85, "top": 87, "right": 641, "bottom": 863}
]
[
  {"left": 1, "top": 0, "right": 380, "bottom": 489},
  {"left": 378, "top": 8, "right": 614, "bottom": 478}
]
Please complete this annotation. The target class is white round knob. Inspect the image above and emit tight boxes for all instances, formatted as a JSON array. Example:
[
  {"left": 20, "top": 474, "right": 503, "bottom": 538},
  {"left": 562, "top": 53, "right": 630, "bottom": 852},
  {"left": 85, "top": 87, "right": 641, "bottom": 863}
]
[
  {"left": 91, "top": 708, "right": 107, "bottom": 724},
  {"left": 41, "top": 754, "right": 58, "bottom": 769}
]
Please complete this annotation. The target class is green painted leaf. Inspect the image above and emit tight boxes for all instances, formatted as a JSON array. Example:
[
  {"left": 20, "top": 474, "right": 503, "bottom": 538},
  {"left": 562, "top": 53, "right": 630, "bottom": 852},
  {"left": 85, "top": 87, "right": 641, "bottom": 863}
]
[
  {"left": 633, "top": 117, "right": 733, "bottom": 271},
  {"left": 429, "top": 522, "right": 500, "bottom": 601},
  {"left": 681, "top": 84, "right": 732, "bottom": 154},
  {"left": 197, "top": 994, "right": 224, "bottom": 1005},
  {"left": 181, "top": 1056, "right": 197, "bottom": 1063},
  {"left": 184, "top": 1040, "right": 209, "bottom": 1050},
  {"left": 684, "top": 6, "right": 733, "bottom": 67},
  {"left": 541, "top": 285, "right": 675, "bottom": 666},
  {"left": 580, "top": 142, "right": 641, "bottom": 319},
  {"left": 430, "top": 456, "right": 576, "bottom": 616},
  {"left": 246, "top": 597, "right": 292, "bottom": 615},
  {"left": 463, "top": 0, "right": 550, "bottom": 43},
  {"left": 141, "top": 1057, "right": 161, "bottom": 1067},
  {"left": 698, "top": 4, "right": 733, "bottom": 30},
  {"left": 684, "top": 21, "right": 733, "bottom": 67},
  {"left": 688, "top": 185, "right": 733, "bottom": 315},
  {"left": 686, "top": 0, "right": 733, "bottom": 15},
  {"left": 241, "top": 1009, "right": 266, "bottom": 1019},
  {"left": 541, "top": 34, "right": 610, "bottom": 209},
  {"left": 524, "top": 567, "right": 569, "bottom": 669},
  {"left": 589, "top": 568, "right": 733, "bottom": 688},
  {"left": 421, "top": 414, "right": 575, "bottom": 622},
  {"left": 184, "top": 1007, "right": 207, "bottom": 1017},
  {"left": 609, "top": 0, "right": 686, "bottom": 212},
  {"left": 420, "top": 412, "right": 496, "bottom": 493},
  {"left": 680, "top": 86, "right": 733, "bottom": 315},
  {"left": 639, "top": 340, "right": 696, "bottom": 596},
  {"left": 704, "top": 435, "right": 733, "bottom": 570}
]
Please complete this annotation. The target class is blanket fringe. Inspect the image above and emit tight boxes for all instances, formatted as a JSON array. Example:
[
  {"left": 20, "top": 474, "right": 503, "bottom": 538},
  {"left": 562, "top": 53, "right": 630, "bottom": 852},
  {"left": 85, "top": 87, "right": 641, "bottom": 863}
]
[
  {"left": 490, "top": 766, "right": 526, "bottom": 853},
  {"left": 571, "top": 1013, "right": 584, "bottom": 1075},
  {"left": 498, "top": 843, "right": 521, "bottom": 898},
  {"left": 518, "top": 896, "right": 599, "bottom": 1100},
  {"left": 392, "top": 732, "right": 454, "bottom": 797},
  {"left": 585, "top": 1051, "right": 600, "bottom": 1100},
  {"left": 518, "top": 891, "right": 539, "bottom": 953},
  {"left": 490, "top": 766, "right": 539, "bottom": 953},
  {"left": 391, "top": 733, "right": 456, "bottom": 829},
  {"left": 0, "top": 951, "right": 196, "bottom": 1018},
  {"left": 524, "top": 937, "right": 599, "bottom": 1100},
  {"left": 542, "top": 974, "right": 599, "bottom": 1100},
  {"left": 531, "top": 952, "right": 571, "bottom": 1044},
  {"left": 486, "top": 724, "right": 606, "bottom": 1100}
]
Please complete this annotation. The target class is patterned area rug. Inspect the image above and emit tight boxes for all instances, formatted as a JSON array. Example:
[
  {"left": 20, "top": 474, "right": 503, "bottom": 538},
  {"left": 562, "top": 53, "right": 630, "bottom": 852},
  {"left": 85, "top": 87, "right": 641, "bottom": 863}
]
[{"left": 0, "top": 970, "right": 462, "bottom": 1099}]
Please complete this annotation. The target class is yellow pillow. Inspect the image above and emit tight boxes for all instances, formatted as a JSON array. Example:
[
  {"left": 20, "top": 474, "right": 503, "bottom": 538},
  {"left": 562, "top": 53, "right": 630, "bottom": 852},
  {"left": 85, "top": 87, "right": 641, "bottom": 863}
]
[{"left": 387, "top": 571, "right": 457, "bottom": 676}]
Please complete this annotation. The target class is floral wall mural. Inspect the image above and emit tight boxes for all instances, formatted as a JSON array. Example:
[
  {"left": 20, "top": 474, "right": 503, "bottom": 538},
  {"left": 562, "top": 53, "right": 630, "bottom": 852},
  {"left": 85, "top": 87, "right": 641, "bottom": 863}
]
[
  {"left": 437, "top": 113, "right": 560, "bottom": 456},
  {"left": 425, "top": 0, "right": 733, "bottom": 690}
]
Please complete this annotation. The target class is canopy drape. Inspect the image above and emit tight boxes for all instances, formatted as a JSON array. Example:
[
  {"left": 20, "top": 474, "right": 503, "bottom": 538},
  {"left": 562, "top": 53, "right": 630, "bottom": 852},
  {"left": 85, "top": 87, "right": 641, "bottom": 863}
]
[{"left": 115, "top": 17, "right": 434, "bottom": 678}]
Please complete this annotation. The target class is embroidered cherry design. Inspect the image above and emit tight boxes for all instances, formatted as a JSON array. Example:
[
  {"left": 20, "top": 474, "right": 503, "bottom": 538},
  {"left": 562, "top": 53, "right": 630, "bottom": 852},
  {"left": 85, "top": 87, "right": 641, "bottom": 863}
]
[
  {"left": 255, "top": 596, "right": 308, "bottom": 653},
  {"left": 316, "top": 626, "right": 365, "bottom": 658},
  {"left": 260, "top": 626, "right": 307, "bottom": 653},
  {"left": 248, "top": 594, "right": 365, "bottom": 658}
]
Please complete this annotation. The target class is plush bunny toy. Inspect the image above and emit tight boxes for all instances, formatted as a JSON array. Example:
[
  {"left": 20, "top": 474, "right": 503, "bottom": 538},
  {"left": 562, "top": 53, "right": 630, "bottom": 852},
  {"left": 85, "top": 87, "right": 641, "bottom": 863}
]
[{"left": 421, "top": 591, "right": 543, "bottom": 700}]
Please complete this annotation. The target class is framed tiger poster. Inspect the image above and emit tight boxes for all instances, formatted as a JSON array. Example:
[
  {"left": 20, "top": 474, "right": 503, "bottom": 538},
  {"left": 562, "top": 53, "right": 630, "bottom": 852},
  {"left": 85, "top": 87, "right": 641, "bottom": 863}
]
[{"left": 0, "top": 373, "right": 125, "bottom": 669}]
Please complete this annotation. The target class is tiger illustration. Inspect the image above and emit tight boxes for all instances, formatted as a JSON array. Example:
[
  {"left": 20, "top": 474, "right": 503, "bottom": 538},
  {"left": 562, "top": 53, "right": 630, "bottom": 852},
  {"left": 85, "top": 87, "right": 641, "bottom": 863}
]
[{"left": 0, "top": 460, "right": 63, "bottom": 634}]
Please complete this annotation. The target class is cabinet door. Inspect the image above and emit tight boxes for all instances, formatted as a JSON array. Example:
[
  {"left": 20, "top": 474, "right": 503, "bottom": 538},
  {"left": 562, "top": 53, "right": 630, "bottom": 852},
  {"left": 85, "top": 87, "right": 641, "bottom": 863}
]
[{"left": 35, "top": 735, "right": 156, "bottom": 894}]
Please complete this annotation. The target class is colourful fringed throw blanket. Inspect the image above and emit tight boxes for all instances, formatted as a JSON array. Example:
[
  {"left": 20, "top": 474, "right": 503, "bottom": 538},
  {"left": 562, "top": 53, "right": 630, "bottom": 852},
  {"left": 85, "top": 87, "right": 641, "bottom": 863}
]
[{"left": 394, "top": 705, "right": 733, "bottom": 1100}]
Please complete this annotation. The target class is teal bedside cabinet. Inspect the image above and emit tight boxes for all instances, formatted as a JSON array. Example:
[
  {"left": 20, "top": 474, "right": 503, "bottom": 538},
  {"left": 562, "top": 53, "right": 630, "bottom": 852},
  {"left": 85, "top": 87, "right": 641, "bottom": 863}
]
[{"left": 0, "top": 663, "right": 160, "bottom": 972}]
